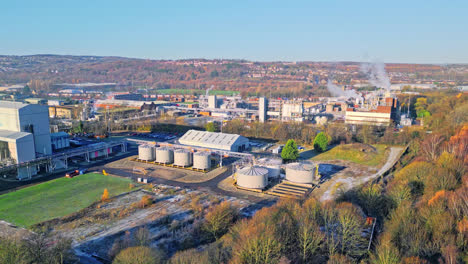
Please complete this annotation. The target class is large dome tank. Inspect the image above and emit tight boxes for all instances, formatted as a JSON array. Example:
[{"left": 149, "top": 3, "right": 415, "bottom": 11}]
[
  {"left": 138, "top": 145, "right": 155, "bottom": 161},
  {"left": 285, "top": 162, "right": 316, "bottom": 184},
  {"left": 193, "top": 152, "right": 211, "bottom": 170},
  {"left": 256, "top": 157, "right": 282, "bottom": 178},
  {"left": 155, "top": 147, "right": 174, "bottom": 164},
  {"left": 237, "top": 166, "right": 269, "bottom": 189},
  {"left": 174, "top": 149, "right": 193, "bottom": 167}
]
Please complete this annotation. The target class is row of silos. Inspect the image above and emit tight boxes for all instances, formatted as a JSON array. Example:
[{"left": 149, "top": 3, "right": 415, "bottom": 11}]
[
  {"left": 236, "top": 161, "right": 318, "bottom": 190},
  {"left": 138, "top": 144, "right": 211, "bottom": 170}
]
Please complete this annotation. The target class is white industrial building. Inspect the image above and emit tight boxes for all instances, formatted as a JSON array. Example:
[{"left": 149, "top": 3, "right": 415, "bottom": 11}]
[
  {"left": 208, "top": 95, "right": 219, "bottom": 109},
  {"left": 0, "top": 101, "right": 52, "bottom": 179},
  {"left": 179, "top": 129, "right": 249, "bottom": 152}
]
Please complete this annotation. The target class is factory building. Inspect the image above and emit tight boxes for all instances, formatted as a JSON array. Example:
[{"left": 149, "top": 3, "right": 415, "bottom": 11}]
[
  {"left": 281, "top": 101, "right": 304, "bottom": 121},
  {"left": 345, "top": 97, "right": 398, "bottom": 126},
  {"left": 259, "top": 97, "right": 268, "bottom": 123},
  {"left": 50, "top": 132, "right": 70, "bottom": 151},
  {"left": 179, "top": 129, "right": 249, "bottom": 152},
  {"left": 49, "top": 105, "right": 82, "bottom": 119},
  {"left": 208, "top": 95, "right": 219, "bottom": 109},
  {"left": 0, "top": 101, "right": 52, "bottom": 179}
]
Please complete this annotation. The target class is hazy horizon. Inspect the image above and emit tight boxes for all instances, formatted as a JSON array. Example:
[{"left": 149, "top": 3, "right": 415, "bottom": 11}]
[{"left": 2, "top": 0, "right": 468, "bottom": 64}]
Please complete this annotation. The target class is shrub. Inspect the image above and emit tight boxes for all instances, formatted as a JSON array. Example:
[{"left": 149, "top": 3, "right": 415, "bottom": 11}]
[{"left": 113, "top": 246, "right": 164, "bottom": 264}]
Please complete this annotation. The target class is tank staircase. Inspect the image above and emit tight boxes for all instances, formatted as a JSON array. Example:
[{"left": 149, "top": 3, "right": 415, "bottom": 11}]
[{"left": 264, "top": 181, "right": 314, "bottom": 199}]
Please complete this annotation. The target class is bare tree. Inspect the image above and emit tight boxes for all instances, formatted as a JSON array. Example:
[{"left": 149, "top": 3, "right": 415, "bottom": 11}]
[{"left": 421, "top": 134, "right": 445, "bottom": 161}]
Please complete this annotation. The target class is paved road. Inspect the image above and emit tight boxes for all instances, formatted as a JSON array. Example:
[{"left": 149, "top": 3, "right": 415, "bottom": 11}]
[{"left": 92, "top": 163, "right": 269, "bottom": 202}]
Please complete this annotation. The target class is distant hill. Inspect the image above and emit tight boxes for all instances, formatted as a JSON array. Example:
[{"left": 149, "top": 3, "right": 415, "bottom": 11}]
[{"left": 0, "top": 54, "right": 464, "bottom": 97}]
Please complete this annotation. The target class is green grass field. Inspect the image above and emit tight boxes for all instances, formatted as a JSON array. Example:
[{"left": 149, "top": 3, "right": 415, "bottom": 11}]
[
  {"left": 0, "top": 173, "right": 133, "bottom": 227},
  {"left": 311, "top": 144, "right": 389, "bottom": 167}
]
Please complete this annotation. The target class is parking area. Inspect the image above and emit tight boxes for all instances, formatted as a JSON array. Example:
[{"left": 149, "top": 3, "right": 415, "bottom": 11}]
[{"left": 128, "top": 132, "right": 179, "bottom": 141}]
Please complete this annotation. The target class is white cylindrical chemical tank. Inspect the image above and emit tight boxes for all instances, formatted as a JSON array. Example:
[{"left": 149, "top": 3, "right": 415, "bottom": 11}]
[
  {"left": 256, "top": 157, "right": 282, "bottom": 178},
  {"left": 285, "top": 162, "right": 316, "bottom": 184},
  {"left": 155, "top": 147, "right": 174, "bottom": 164},
  {"left": 139, "top": 145, "right": 155, "bottom": 161},
  {"left": 174, "top": 149, "right": 192, "bottom": 167},
  {"left": 237, "top": 166, "right": 269, "bottom": 189},
  {"left": 193, "top": 152, "right": 211, "bottom": 170}
]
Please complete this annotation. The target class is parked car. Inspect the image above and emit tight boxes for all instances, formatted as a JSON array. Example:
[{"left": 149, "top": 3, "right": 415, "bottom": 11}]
[{"left": 65, "top": 170, "right": 79, "bottom": 178}]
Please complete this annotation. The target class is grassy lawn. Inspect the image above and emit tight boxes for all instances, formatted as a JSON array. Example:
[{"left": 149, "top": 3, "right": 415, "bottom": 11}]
[
  {"left": 311, "top": 144, "right": 389, "bottom": 167},
  {"left": 0, "top": 173, "right": 133, "bottom": 227}
]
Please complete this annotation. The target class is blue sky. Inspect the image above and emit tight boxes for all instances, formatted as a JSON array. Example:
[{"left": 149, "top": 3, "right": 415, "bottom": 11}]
[{"left": 1, "top": 0, "right": 467, "bottom": 63}]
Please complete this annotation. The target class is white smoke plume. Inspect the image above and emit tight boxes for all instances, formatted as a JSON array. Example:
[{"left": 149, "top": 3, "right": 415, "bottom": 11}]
[
  {"left": 360, "top": 62, "right": 391, "bottom": 90},
  {"left": 327, "top": 79, "right": 362, "bottom": 101}
]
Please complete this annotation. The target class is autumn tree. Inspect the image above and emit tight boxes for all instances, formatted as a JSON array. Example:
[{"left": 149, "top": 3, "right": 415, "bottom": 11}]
[
  {"left": 113, "top": 246, "right": 164, "bottom": 264},
  {"left": 202, "top": 201, "right": 238, "bottom": 240},
  {"left": 205, "top": 122, "right": 217, "bottom": 132},
  {"left": 101, "top": 188, "right": 109, "bottom": 202},
  {"left": 421, "top": 134, "right": 445, "bottom": 161}
]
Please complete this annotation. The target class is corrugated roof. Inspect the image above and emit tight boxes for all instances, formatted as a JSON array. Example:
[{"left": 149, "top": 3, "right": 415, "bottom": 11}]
[
  {"left": 0, "top": 101, "right": 29, "bottom": 110},
  {"left": 238, "top": 166, "right": 268, "bottom": 176},
  {"left": 179, "top": 130, "right": 245, "bottom": 149},
  {"left": 0, "top": 129, "right": 31, "bottom": 141}
]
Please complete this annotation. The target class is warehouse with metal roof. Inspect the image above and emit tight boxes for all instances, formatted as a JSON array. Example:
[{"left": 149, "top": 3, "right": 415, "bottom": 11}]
[{"left": 178, "top": 129, "right": 249, "bottom": 152}]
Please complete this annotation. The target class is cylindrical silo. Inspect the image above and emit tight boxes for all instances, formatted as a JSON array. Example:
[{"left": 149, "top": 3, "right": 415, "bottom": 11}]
[
  {"left": 256, "top": 157, "right": 282, "bottom": 178},
  {"left": 174, "top": 149, "right": 193, "bottom": 167},
  {"left": 155, "top": 147, "right": 174, "bottom": 164},
  {"left": 138, "top": 145, "right": 155, "bottom": 161},
  {"left": 193, "top": 152, "right": 211, "bottom": 170},
  {"left": 285, "top": 162, "right": 316, "bottom": 184},
  {"left": 237, "top": 166, "right": 269, "bottom": 189}
]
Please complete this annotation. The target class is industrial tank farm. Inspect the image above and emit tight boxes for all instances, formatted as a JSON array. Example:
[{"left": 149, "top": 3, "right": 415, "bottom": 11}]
[
  {"left": 155, "top": 147, "right": 174, "bottom": 164},
  {"left": 173, "top": 149, "right": 193, "bottom": 167},
  {"left": 285, "top": 162, "right": 317, "bottom": 184},
  {"left": 138, "top": 145, "right": 155, "bottom": 161},
  {"left": 255, "top": 157, "right": 282, "bottom": 178},
  {"left": 136, "top": 144, "right": 213, "bottom": 172},
  {"left": 236, "top": 166, "right": 269, "bottom": 189},
  {"left": 193, "top": 152, "right": 211, "bottom": 170}
]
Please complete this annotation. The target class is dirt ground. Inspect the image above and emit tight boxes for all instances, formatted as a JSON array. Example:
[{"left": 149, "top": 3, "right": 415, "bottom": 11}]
[
  {"left": 104, "top": 156, "right": 224, "bottom": 183},
  {"left": 29, "top": 185, "right": 250, "bottom": 261},
  {"left": 313, "top": 147, "right": 404, "bottom": 201},
  {"left": 0, "top": 220, "right": 33, "bottom": 240}
]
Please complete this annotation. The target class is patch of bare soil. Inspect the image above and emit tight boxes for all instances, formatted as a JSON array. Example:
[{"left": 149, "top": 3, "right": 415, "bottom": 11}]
[
  {"left": 0, "top": 220, "right": 34, "bottom": 240},
  {"left": 36, "top": 186, "right": 249, "bottom": 260},
  {"left": 316, "top": 147, "right": 404, "bottom": 201}
]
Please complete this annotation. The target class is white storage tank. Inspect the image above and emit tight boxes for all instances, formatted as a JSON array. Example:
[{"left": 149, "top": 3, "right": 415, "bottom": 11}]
[
  {"left": 193, "top": 152, "right": 211, "bottom": 170},
  {"left": 256, "top": 157, "right": 282, "bottom": 178},
  {"left": 237, "top": 166, "right": 269, "bottom": 189},
  {"left": 285, "top": 162, "right": 316, "bottom": 184},
  {"left": 139, "top": 145, "right": 155, "bottom": 161},
  {"left": 174, "top": 149, "right": 193, "bottom": 167},
  {"left": 155, "top": 147, "right": 174, "bottom": 164}
]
